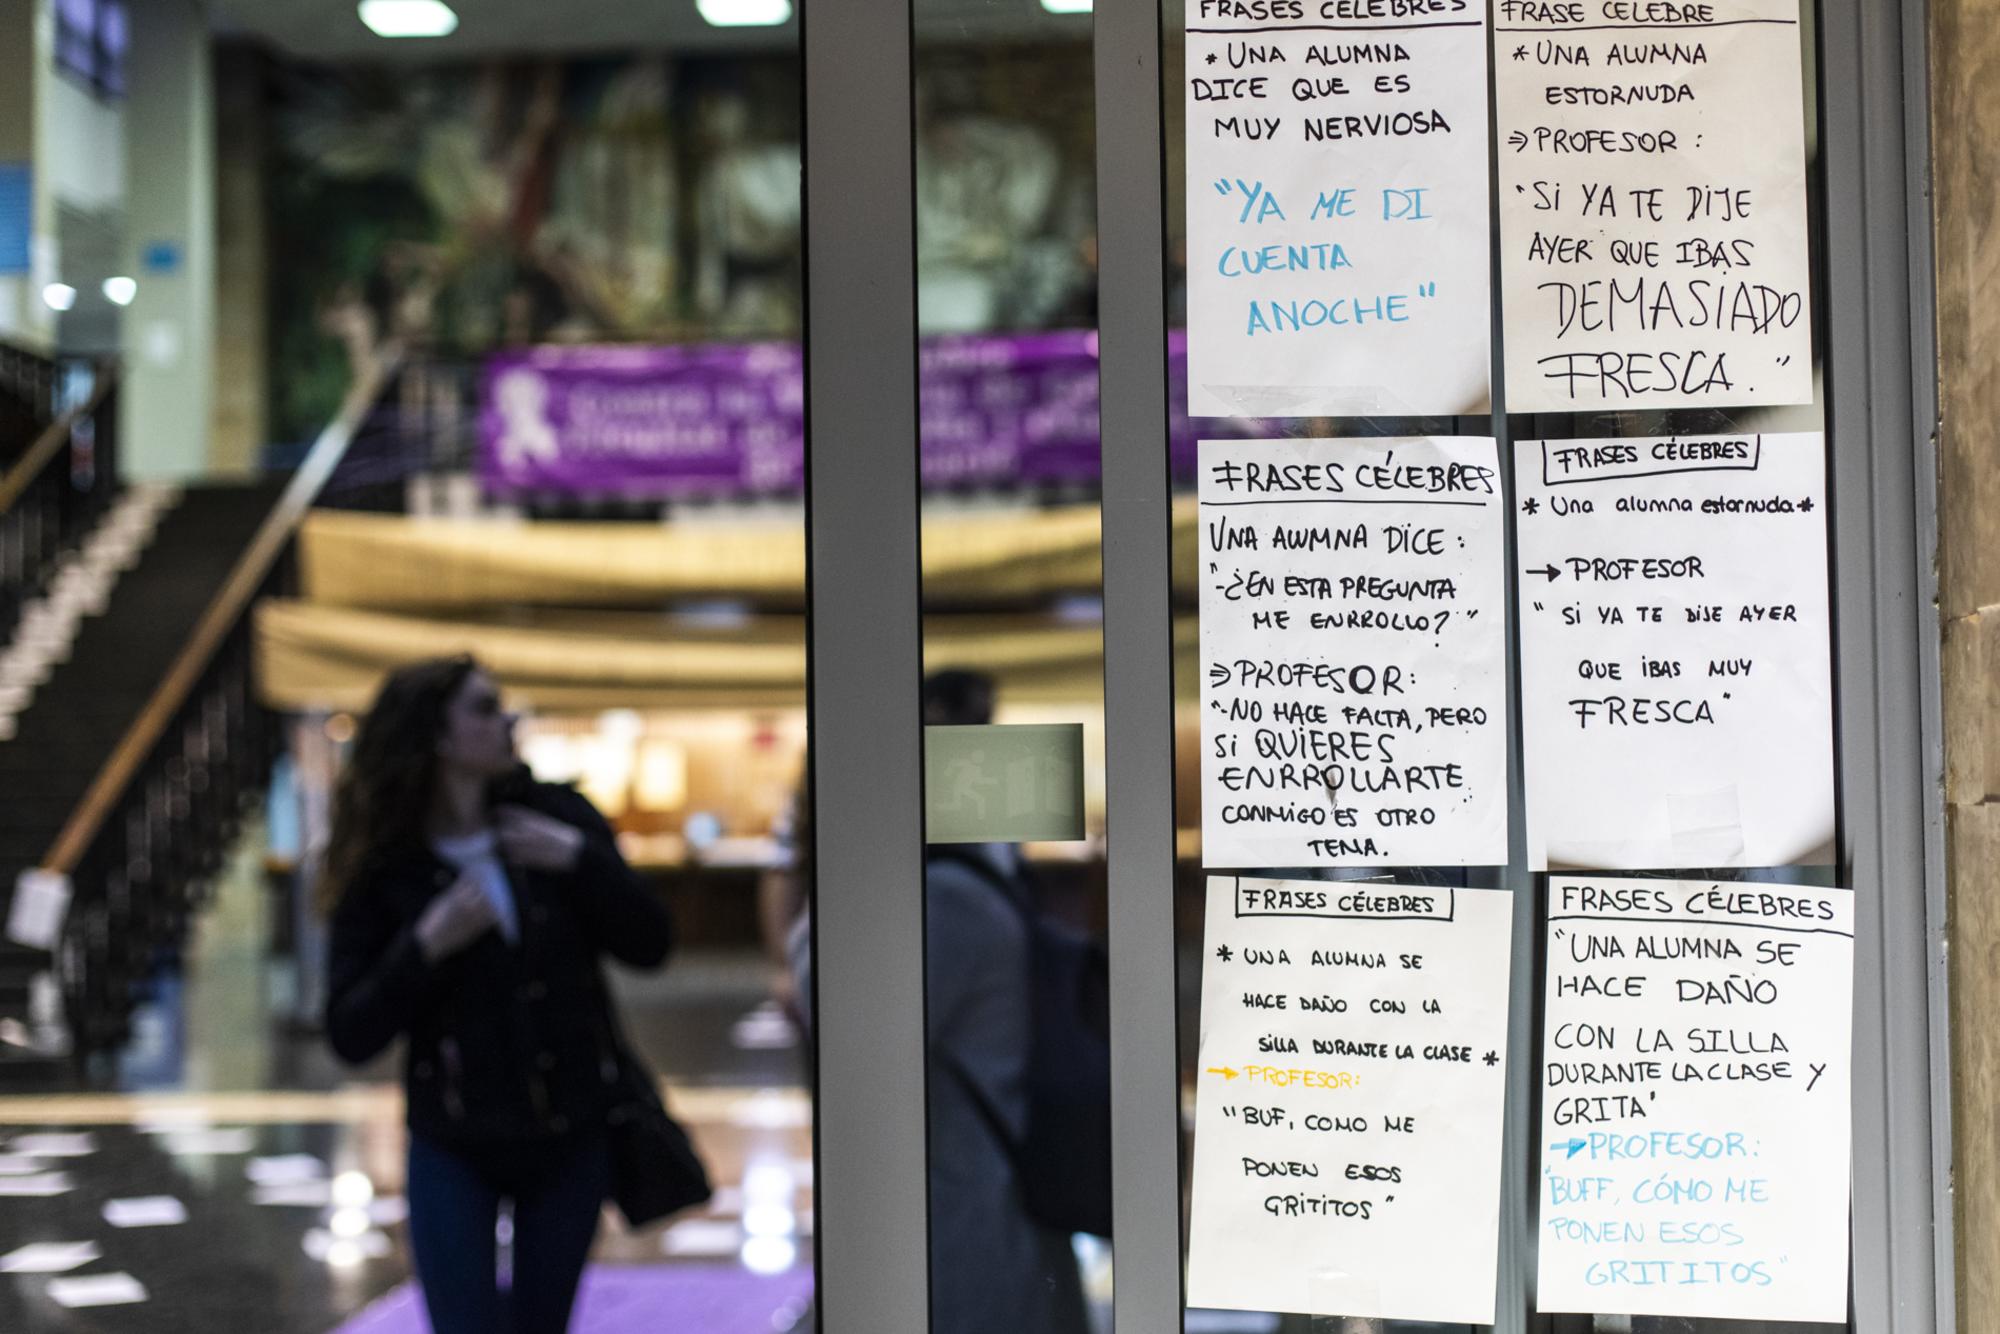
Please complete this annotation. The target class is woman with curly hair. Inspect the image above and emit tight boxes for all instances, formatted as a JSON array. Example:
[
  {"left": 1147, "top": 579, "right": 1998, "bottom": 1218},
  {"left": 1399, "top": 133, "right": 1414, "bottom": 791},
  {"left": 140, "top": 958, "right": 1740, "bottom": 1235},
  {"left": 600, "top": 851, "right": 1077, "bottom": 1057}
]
[{"left": 322, "top": 656, "right": 672, "bottom": 1333}]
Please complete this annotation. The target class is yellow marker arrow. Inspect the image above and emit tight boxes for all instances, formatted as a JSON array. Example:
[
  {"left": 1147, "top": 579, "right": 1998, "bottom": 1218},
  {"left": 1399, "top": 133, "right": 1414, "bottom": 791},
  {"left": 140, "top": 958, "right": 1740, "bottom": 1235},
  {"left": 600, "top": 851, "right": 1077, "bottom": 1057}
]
[{"left": 1205, "top": 1066, "right": 1240, "bottom": 1081}]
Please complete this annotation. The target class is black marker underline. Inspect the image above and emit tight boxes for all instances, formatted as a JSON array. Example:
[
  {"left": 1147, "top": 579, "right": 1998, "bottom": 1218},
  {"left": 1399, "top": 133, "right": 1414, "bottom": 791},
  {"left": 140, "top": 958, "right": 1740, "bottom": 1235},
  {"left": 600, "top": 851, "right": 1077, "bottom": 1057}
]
[
  {"left": 1495, "top": 17, "right": 1797, "bottom": 28},
  {"left": 1201, "top": 497, "right": 1492, "bottom": 507},
  {"left": 1235, "top": 912, "right": 1456, "bottom": 922},
  {"left": 1543, "top": 465, "right": 1761, "bottom": 486},
  {"left": 1546, "top": 912, "right": 1853, "bottom": 939},
  {"left": 1190, "top": 20, "right": 1483, "bottom": 31}
]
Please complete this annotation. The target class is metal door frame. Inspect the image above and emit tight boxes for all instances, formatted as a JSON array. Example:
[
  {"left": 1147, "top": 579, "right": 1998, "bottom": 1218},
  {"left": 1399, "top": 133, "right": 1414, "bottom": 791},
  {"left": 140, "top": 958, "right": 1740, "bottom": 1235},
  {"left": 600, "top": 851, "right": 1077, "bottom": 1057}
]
[
  {"left": 800, "top": 0, "right": 930, "bottom": 1327},
  {"left": 797, "top": 0, "right": 1952, "bottom": 1323}
]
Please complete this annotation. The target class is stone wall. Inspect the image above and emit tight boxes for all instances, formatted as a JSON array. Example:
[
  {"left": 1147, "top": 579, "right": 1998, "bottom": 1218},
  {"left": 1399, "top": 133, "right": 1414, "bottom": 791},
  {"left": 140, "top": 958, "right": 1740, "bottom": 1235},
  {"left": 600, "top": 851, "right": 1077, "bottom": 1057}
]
[{"left": 1932, "top": 0, "right": 2000, "bottom": 1321}]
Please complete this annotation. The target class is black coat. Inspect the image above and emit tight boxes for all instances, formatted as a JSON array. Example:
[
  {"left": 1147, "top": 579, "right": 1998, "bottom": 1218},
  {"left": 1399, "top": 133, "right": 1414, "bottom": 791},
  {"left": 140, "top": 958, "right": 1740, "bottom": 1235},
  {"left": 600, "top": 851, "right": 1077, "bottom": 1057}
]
[{"left": 324, "top": 780, "right": 673, "bottom": 1147}]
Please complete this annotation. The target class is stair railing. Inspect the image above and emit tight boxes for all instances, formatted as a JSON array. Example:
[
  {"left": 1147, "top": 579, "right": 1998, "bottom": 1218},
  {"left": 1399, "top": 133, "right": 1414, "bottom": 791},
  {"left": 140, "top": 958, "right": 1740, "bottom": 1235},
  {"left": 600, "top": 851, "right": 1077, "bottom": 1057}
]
[
  {"left": 0, "top": 341, "right": 58, "bottom": 455},
  {"left": 0, "top": 368, "right": 120, "bottom": 654},
  {"left": 12, "top": 351, "right": 399, "bottom": 1055}
]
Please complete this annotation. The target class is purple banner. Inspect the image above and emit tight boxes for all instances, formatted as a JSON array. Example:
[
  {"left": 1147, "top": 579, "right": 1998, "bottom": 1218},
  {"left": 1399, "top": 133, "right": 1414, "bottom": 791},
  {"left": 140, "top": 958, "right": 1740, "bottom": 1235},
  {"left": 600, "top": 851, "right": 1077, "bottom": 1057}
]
[{"left": 480, "top": 331, "right": 1254, "bottom": 496}]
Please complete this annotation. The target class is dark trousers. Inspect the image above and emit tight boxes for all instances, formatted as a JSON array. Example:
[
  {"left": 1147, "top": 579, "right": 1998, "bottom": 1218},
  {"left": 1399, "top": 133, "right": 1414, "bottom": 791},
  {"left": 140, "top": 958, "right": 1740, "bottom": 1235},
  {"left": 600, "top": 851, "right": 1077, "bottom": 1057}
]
[{"left": 406, "top": 1129, "right": 611, "bottom": 1334}]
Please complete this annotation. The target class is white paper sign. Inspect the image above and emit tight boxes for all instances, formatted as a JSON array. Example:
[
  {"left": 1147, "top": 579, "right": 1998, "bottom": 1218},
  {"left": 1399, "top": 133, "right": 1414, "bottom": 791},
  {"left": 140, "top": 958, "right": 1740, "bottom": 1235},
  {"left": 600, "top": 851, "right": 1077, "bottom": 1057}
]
[
  {"left": 1516, "top": 433, "right": 1832, "bottom": 870},
  {"left": 1184, "top": 1, "right": 1492, "bottom": 416},
  {"left": 1495, "top": 0, "right": 1813, "bottom": 411},
  {"left": 1537, "top": 875, "right": 1853, "bottom": 1320},
  {"left": 1187, "top": 876, "right": 1513, "bottom": 1322},
  {"left": 1200, "top": 437, "right": 1507, "bottom": 868}
]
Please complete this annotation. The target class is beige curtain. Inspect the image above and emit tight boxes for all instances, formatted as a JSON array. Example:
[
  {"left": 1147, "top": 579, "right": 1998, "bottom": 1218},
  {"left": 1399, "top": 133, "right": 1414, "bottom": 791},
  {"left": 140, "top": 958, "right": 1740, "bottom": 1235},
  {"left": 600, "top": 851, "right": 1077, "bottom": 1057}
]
[
  {"left": 256, "top": 599, "right": 1199, "bottom": 712},
  {"left": 266, "top": 501, "right": 1200, "bottom": 711},
  {"left": 298, "top": 501, "right": 1199, "bottom": 610}
]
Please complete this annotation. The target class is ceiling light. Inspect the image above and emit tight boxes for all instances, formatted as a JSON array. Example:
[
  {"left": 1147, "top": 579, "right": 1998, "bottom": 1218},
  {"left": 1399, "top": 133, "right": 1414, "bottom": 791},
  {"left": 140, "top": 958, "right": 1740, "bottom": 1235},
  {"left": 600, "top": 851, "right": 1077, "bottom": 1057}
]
[
  {"left": 101, "top": 276, "right": 136, "bottom": 306},
  {"left": 696, "top": 0, "right": 792, "bottom": 26},
  {"left": 41, "top": 283, "right": 76, "bottom": 312},
  {"left": 357, "top": 0, "right": 458, "bottom": 38},
  {"left": 1040, "top": 0, "right": 1092, "bottom": 11},
  {"left": 634, "top": 740, "right": 688, "bottom": 810}
]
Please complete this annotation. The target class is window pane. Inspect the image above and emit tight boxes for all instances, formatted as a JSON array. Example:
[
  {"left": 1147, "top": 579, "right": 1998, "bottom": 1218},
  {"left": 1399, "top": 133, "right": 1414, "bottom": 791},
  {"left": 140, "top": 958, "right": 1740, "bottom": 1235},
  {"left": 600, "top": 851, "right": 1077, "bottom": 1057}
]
[{"left": 912, "top": 1, "right": 1112, "bottom": 1329}]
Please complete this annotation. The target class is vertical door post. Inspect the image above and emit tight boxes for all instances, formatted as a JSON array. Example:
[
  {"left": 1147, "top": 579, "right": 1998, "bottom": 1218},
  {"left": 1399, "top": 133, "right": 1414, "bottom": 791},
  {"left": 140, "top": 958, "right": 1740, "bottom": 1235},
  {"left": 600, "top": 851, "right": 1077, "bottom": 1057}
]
[{"left": 802, "top": 0, "right": 930, "bottom": 1326}]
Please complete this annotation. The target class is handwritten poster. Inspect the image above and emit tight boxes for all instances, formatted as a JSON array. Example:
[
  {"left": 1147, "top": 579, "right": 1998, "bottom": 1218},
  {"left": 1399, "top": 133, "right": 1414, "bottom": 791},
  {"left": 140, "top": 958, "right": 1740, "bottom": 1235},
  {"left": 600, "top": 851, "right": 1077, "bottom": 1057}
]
[
  {"left": 1516, "top": 433, "right": 1832, "bottom": 870},
  {"left": 1537, "top": 875, "right": 1853, "bottom": 1321},
  {"left": 1200, "top": 437, "right": 1507, "bottom": 869},
  {"left": 1494, "top": 0, "right": 1814, "bottom": 411},
  {"left": 1187, "top": 877, "right": 1513, "bottom": 1321},
  {"left": 1183, "top": 0, "right": 1493, "bottom": 417}
]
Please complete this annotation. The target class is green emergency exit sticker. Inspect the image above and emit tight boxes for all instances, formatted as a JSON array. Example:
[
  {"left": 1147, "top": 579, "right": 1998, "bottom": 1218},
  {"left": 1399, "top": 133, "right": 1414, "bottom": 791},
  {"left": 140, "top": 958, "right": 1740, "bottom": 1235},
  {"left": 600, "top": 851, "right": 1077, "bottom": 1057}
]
[{"left": 924, "top": 724, "right": 1085, "bottom": 844}]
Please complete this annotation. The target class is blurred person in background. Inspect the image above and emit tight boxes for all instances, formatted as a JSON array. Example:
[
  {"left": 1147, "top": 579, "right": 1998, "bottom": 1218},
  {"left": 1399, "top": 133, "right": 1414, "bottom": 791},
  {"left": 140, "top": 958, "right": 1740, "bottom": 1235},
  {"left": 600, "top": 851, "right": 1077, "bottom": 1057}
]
[
  {"left": 918, "top": 668, "right": 1090, "bottom": 1334},
  {"left": 320, "top": 656, "right": 674, "bottom": 1334},
  {"left": 759, "top": 770, "right": 812, "bottom": 1033},
  {"left": 788, "top": 669, "right": 1090, "bottom": 1334}
]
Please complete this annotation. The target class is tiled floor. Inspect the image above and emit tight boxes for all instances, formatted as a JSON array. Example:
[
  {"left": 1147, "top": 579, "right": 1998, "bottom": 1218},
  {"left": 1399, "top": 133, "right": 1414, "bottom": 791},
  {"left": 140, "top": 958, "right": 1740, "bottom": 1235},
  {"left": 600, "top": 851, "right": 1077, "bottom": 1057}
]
[
  {"left": 0, "top": 839, "right": 817, "bottom": 1332},
  {"left": 0, "top": 1090, "right": 817, "bottom": 1333},
  {"left": 337, "top": 1264, "right": 816, "bottom": 1334}
]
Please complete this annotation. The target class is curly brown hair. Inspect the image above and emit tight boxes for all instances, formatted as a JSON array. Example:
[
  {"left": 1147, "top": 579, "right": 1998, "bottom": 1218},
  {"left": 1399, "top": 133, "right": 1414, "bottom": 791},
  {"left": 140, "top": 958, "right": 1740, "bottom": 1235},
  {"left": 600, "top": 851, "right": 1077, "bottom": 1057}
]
[{"left": 317, "top": 655, "right": 481, "bottom": 915}]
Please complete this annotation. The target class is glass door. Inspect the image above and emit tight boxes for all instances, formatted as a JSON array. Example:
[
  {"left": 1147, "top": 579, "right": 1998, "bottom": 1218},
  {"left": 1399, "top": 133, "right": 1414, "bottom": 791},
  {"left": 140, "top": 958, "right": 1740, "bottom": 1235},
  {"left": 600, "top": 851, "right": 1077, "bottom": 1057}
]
[{"left": 795, "top": 0, "right": 1944, "bottom": 1325}]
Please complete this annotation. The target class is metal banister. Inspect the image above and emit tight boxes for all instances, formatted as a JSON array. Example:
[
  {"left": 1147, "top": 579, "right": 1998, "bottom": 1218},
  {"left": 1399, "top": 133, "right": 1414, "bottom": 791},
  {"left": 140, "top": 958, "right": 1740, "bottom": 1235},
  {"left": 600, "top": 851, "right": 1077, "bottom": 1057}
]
[
  {"left": 0, "top": 367, "right": 121, "bottom": 656},
  {"left": 8, "top": 350, "right": 398, "bottom": 1054},
  {"left": 0, "top": 371, "right": 115, "bottom": 516},
  {"left": 38, "top": 352, "right": 395, "bottom": 879}
]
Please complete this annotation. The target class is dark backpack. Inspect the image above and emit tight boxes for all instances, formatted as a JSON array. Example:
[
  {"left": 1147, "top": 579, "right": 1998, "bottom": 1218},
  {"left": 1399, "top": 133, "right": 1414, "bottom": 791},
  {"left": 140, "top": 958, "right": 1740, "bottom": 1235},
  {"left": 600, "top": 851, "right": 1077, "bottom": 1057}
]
[{"left": 929, "top": 847, "right": 1113, "bottom": 1238}]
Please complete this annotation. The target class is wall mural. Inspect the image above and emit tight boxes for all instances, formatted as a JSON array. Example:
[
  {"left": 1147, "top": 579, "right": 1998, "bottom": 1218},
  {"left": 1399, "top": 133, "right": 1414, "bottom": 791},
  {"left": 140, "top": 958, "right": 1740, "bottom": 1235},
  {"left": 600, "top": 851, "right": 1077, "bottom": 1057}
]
[{"left": 264, "top": 45, "right": 1100, "bottom": 446}]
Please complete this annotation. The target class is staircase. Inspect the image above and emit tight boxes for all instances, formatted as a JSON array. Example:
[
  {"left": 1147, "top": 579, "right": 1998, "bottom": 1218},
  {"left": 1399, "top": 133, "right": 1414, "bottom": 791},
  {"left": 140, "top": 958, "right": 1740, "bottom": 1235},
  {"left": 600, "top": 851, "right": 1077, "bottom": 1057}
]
[
  {"left": 0, "top": 352, "right": 397, "bottom": 1077},
  {"left": 0, "top": 341, "right": 56, "bottom": 467},
  {"left": 0, "top": 482, "right": 288, "bottom": 1061}
]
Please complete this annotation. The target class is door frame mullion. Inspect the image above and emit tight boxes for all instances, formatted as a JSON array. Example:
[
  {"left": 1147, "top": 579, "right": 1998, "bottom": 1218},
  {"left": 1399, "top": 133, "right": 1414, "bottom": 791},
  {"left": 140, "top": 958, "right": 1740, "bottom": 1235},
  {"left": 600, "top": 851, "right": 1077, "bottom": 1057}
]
[
  {"left": 802, "top": 0, "right": 931, "bottom": 1324},
  {"left": 1093, "top": 1, "right": 1191, "bottom": 1330}
]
